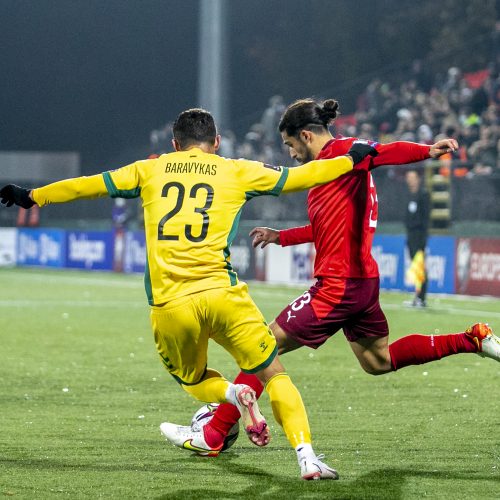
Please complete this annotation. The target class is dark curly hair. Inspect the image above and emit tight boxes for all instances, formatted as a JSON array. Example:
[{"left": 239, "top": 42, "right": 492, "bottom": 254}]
[{"left": 278, "top": 98, "right": 340, "bottom": 137}]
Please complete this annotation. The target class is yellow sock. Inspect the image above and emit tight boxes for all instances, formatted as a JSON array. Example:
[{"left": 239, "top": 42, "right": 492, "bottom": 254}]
[
  {"left": 265, "top": 373, "right": 311, "bottom": 448},
  {"left": 182, "top": 368, "right": 229, "bottom": 403}
]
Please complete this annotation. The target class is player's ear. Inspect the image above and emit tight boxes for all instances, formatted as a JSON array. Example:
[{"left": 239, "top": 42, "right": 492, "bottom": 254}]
[
  {"left": 299, "top": 129, "right": 313, "bottom": 144},
  {"left": 172, "top": 138, "right": 181, "bottom": 151},
  {"left": 213, "top": 134, "right": 221, "bottom": 151}
]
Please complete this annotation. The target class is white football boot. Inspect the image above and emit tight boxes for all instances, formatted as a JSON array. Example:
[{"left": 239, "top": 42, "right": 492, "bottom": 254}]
[
  {"left": 300, "top": 454, "right": 339, "bottom": 480},
  {"left": 465, "top": 323, "right": 500, "bottom": 361},
  {"left": 160, "top": 422, "right": 222, "bottom": 457}
]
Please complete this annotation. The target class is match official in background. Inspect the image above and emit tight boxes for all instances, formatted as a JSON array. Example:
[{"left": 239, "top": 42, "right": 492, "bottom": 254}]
[{"left": 404, "top": 169, "right": 430, "bottom": 307}]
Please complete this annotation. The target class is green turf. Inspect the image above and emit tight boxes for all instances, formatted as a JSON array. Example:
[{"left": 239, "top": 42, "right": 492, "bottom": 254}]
[{"left": 0, "top": 268, "right": 499, "bottom": 499}]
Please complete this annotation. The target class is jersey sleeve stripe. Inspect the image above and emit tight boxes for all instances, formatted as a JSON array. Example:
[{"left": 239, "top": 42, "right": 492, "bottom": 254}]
[
  {"left": 244, "top": 167, "right": 289, "bottom": 200},
  {"left": 102, "top": 171, "right": 141, "bottom": 199},
  {"left": 269, "top": 167, "right": 289, "bottom": 196}
]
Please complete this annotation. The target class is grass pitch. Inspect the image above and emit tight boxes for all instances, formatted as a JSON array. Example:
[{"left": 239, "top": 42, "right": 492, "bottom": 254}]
[{"left": 0, "top": 267, "right": 499, "bottom": 499}]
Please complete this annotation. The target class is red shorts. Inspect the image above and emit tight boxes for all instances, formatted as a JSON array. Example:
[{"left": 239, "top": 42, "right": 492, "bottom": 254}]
[{"left": 275, "top": 277, "right": 389, "bottom": 348}]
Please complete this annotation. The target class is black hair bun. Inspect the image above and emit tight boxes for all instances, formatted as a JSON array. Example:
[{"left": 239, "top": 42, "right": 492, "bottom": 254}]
[{"left": 321, "top": 99, "right": 339, "bottom": 121}]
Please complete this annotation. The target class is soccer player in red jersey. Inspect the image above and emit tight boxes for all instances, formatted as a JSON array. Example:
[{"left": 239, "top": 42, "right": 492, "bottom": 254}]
[{"left": 173, "top": 98, "right": 500, "bottom": 463}]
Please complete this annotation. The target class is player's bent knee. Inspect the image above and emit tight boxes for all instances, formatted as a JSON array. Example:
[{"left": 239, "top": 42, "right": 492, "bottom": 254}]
[
  {"left": 181, "top": 382, "right": 204, "bottom": 400},
  {"left": 359, "top": 361, "right": 391, "bottom": 376},
  {"left": 362, "top": 365, "right": 386, "bottom": 376},
  {"left": 180, "top": 368, "right": 227, "bottom": 402}
]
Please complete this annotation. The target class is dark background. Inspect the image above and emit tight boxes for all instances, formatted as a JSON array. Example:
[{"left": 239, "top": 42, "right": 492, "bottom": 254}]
[{"left": 1, "top": 0, "right": 498, "bottom": 172}]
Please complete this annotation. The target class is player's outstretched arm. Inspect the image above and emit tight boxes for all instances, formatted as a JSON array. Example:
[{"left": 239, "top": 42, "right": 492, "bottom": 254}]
[
  {"left": 252, "top": 224, "right": 314, "bottom": 248},
  {"left": 0, "top": 175, "right": 109, "bottom": 209},
  {"left": 279, "top": 224, "right": 313, "bottom": 247},
  {"left": 283, "top": 141, "right": 377, "bottom": 193},
  {"left": 282, "top": 156, "right": 352, "bottom": 193},
  {"left": 429, "top": 139, "right": 459, "bottom": 158},
  {"left": 32, "top": 175, "right": 109, "bottom": 206},
  {"left": 249, "top": 227, "right": 280, "bottom": 249},
  {"left": 371, "top": 138, "right": 458, "bottom": 167}
]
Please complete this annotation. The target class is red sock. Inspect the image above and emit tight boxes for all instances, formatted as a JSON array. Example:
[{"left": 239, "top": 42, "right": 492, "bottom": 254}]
[
  {"left": 203, "top": 372, "right": 263, "bottom": 448},
  {"left": 389, "top": 333, "right": 478, "bottom": 371}
]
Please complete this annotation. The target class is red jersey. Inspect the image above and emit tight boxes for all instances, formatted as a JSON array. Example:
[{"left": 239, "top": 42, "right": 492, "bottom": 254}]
[{"left": 279, "top": 137, "right": 431, "bottom": 278}]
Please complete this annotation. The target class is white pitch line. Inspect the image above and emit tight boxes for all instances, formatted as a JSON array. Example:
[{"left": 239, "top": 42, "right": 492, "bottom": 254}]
[
  {"left": 0, "top": 300, "right": 146, "bottom": 308},
  {"left": 381, "top": 302, "right": 500, "bottom": 319},
  {"left": 3, "top": 274, "right": 499, "bottom": 317},
  {"left": 250, "top": 287, "right": 500, "bottom": 318},
  {"left": 250, "top": 285, "right": 500, "bottom": 302},
  {"left": 0, "top": 272, "right": 143, "bottom": 289}
]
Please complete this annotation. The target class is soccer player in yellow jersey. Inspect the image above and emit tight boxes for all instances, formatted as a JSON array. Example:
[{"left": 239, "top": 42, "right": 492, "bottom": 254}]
[{"left": 0, "top": 108, "right": 377, "bottom": 480}]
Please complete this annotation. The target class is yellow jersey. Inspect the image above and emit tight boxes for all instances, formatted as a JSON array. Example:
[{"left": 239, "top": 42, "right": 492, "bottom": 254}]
[{"left": 33, "top": 148, "right": 352, "bottom": 305}]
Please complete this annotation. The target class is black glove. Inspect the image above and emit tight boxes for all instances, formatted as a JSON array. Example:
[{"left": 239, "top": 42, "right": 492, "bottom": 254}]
[
  {"left": 0, "top": 184, "right": 35, "bottom": 209},
  {"left": 347, "top": 140, "right": 379, "bottom": 165}
]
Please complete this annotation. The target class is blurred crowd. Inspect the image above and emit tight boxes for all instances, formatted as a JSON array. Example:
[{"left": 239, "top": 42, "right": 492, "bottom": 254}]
[
  {"left": 7, "top": 64, "right": 500, "bottom": 229},
  {"left": 149, "top": 64, "right": 500, "bottom": 220},
  {"left": 230, "top": 65, "right": 500, "bottom": 177},
  {"left": 349, "top": 63, "right": 500, "bottom": 177}
]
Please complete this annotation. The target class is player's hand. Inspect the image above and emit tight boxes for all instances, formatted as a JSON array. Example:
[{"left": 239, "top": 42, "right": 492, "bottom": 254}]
[
  {"left": 249, "top": 227, "right": 280, "bottom": 249},
  {"left": 346, "top": 140, "right": 379, "bottom": 165},
  {"left": 0, "top": 184, "right": 35, "bottom": 209},
  {"left": 429, "top": 138, "right": 458, "bottom": 158}
]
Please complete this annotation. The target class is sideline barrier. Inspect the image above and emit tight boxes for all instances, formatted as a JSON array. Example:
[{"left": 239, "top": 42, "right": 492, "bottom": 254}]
[
  {"left": 124, "top": 231, "right": 146, "bottom": 274},
  {"left": 4, "top": 227, "right": 500, "bottom": 297},
  {"left": 0, "top": 228, "right": 17, "bottom": 266},
  {"left": 264, "top": 235, "right": 456, "bottom": 295},
  {"left": 17, "top": 228, "right": 66, "bottom": 268},
  {"left": 66, "top": 231, "right": 114, "bottom": 270},
  {"left": 456, "top": 238, "right": 500, "bottom": 296}
]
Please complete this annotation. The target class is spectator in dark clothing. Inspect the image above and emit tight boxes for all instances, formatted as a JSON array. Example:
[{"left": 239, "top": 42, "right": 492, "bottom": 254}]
[{"left": 405, "top": 169, "right": 430, "bottom": 307}]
